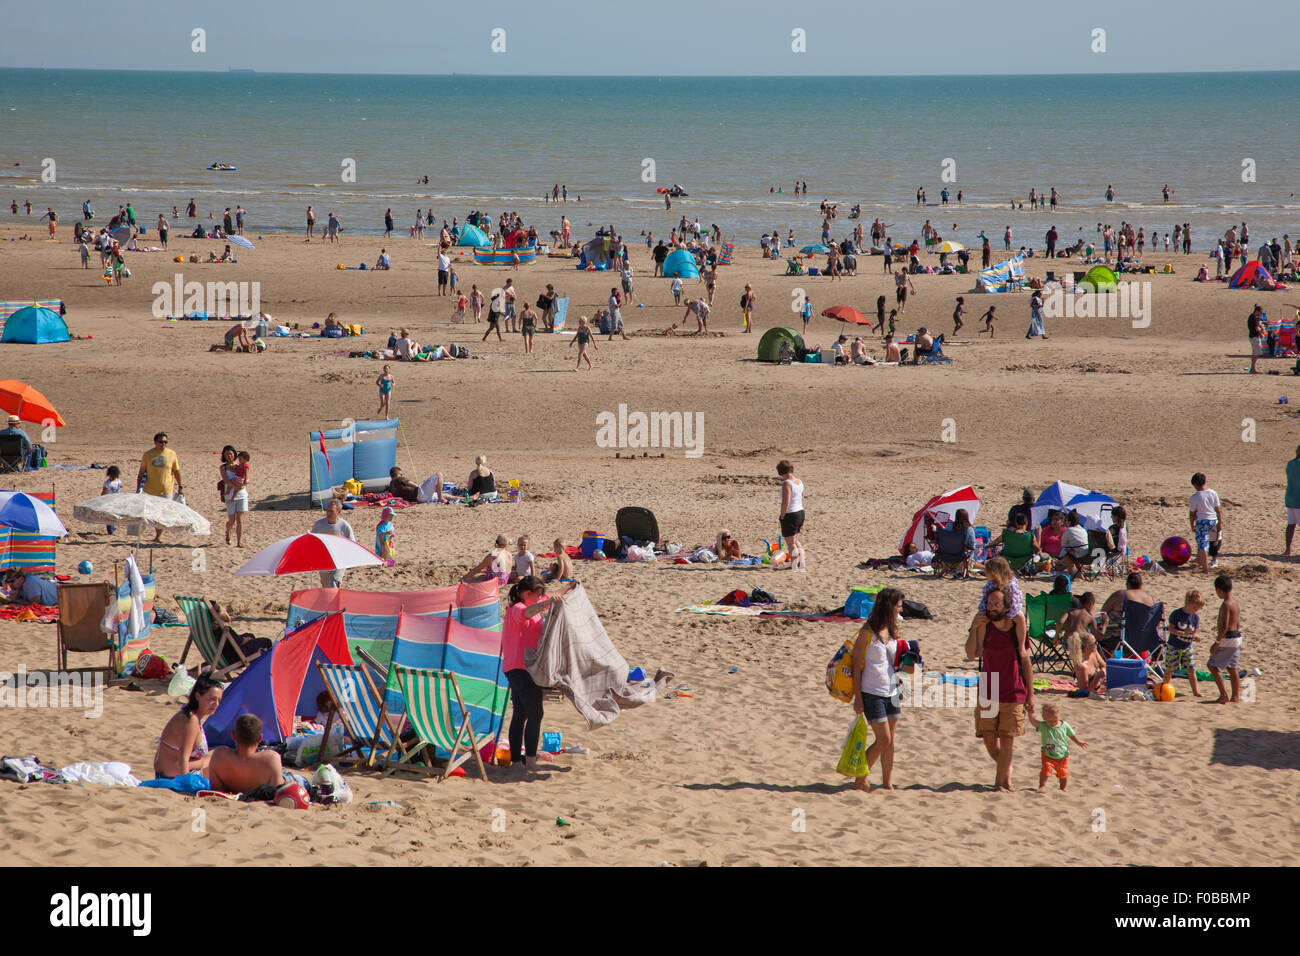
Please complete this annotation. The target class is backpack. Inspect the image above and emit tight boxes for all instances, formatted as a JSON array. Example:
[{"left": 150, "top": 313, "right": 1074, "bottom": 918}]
[
  {"left": 451, "top": 344, "right": 470, "bottom": 358},
  {"left": 826, "top": 626, "right": 869, "bottom": 703},
  {"left": 740, "top": 293, "right": 748, "bottom": 308}
]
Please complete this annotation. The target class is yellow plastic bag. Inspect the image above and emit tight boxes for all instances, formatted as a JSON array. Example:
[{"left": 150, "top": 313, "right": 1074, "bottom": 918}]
[
  {"left": 343, "top": 478, "right": 363, "bottom": 496},
  {"left": 836, "top": 714, "right": 871, "bottom": 778}
]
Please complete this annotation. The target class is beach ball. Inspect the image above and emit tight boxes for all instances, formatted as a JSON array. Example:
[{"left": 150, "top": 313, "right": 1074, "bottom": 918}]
[
  {"left": 1156, "top": 683, "right": 1176, "bottom": 702},
  {"left": 273, "top": 782, "right": 311, "bottom": 810},
  {"left": 1160, "top": 536, "right": 1191, "bottom": 566},
  {"left": 77, "top": 560, "right": 93, "bottom": 575}
]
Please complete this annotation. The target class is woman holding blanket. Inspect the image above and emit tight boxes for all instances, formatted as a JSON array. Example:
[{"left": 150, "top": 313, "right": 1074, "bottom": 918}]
[
  {"left": 502, "top": 576, "right": 577, "bottom": 769},
  {"left": 849, "top": 588, "right": 908, "bottom": 793}
]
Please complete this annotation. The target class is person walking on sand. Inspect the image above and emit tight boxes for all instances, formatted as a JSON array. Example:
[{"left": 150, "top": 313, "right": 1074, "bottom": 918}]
[
  {"left": 1026, "top": 290, "right": 1047, "bottom": 339},
  {"left": 310, "top": 499, "right": 356, "bottom": 588},
  {"left": 570, "top": 316, "right": 597, "bottom": 370},
  {"left": 966, "top": 586, "right": 1033, "bottom": 793},
  {"left": 848, "top": 588, "right": 910, "bottom": 793},
  {"left": 520, "top": 302, "right": 537, "bottom": 354},
  {"left": 894, "top": 270, "right": 914, "bottom": 315},
  {"left": 136, "top": 432, "right": 183, "bottom": 544},
  {"left": 41, "top": 207, "right": 57, "bottom": 239},
  {"left": 952, "top": 296, "right": 965, "bottom": 335},
  {"left": 157, "top": 213, "right": 169, "bottom": 249},
  {"left": 305, "top": 205, "right": 315, "bottom": 240},
  {"left": 740, "top": 284, "right": 757, "bottom": 334},
  {"left": 778, "top": 459, "right": 805, "bottom": 571},
  {"left": 1285, "top": 445, "right": 1300, "bottom": 558},
  {"left": 979, "top": 305, "right": 998, "bottom": 337},
  {"left": 376, "top": 364, "right": 393, "bottom": 417},
  {"left": 1189, "top": 472, "right": 1223, "bottom": 573}
]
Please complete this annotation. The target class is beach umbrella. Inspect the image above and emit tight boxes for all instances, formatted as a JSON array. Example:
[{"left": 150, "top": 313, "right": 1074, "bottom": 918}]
[
  {"left": 1061, "top": 490, "right": 1118, "bottom": 531},
  {"left": 234, "top": 532, "right": 383, "bottom": 577},
  {"left": 73, "top": 493, "right": 211, "bottom": 535},
  {"left": 801, "top": 244, "right": 830, "bottom": 254},
  {"left": 227, "top": 235, "right": 255, "bottom": 250},
  {"left": 936, "top": 241, "right": 964, "bottom": 254},
  {"left": 899, "top": 486, "right": 981, "bottom": 555},
  {"left": 1029, "top": 481, "right": 1092, "bottom": 527},
  {"left": 821, "top": 305, "right": 869, "bottom": 326},
  {"left": 0, "top": 380, "right": 66, "bottom": 427},
  {"left": 0, "top": 491, "right": 66, "bottom": 536}
]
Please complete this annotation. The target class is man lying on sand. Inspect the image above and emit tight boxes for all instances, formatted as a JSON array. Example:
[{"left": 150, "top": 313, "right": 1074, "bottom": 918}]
[{"left": 208, "top": 714, "right": 285, "bottom": 794}]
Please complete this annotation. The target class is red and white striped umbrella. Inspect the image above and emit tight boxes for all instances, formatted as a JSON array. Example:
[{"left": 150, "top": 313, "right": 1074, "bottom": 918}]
[
  {"left": 234, "top": 532, "right": 384, "bottom": 576},
  {"left": 899, "top": 486, "right": 982, "bottom": 555}
]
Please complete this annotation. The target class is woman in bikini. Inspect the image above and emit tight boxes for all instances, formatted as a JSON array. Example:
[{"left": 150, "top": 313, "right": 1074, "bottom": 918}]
[
  {"left": 467, "top": 455, "right": 497, "bottom": 502},
  {"left": 154, "top": 674, "right": 222, "bottom": 779}
]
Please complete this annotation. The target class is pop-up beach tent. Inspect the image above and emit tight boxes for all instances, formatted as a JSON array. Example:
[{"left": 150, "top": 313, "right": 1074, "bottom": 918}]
[
  {"left": 1, "top": 306, "right": 69, "bottom": 344},
  {"left": 976, "top": 254, "right": 1026, "bottom": 292},
  {"left": 1078, "top": 264, "right": 1118, "bottom": 293},
  {"left": 757, "top": 326, "right": 805, "bottom": 362},
  {"left": 1229, "top": 260, "right": 1278, "bottom": 290},
  {"left": 579, "top": 236, "right": 617, "bottom": 269},
  {"left": 455, "top": 224, "right": 489, "bottom": 247},
  {"left": 309, "top": 418, "right": 399, "bottom": 503},
  {"left": 662, "top": 249, "right": 699, "bottom": 278},
  {"left": 204, "top": 611, "right": 352, "bottom": 747}
]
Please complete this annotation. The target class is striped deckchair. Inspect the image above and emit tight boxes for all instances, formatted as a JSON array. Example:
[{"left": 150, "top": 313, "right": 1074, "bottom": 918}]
[
  {"left": 174, "top": 595, "right": 263, "bottom": 680},
  {"left": 0, "top": 490, "right": 57, "bottom": 572},
  {"left": 315, "top": 662, "right": 421, "bottom": 770},
  {"left": 385, "top": 663, "right": 490, "bottom": 781}
]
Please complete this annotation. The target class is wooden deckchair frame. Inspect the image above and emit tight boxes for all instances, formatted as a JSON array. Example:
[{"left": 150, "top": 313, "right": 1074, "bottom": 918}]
[{"left": 174, "top": 595, "right": 264, "bottom": 680}]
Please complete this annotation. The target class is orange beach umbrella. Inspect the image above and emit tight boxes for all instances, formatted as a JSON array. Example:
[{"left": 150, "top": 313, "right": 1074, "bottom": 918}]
[{"left": 0, "top": 380, "right": 66, "bottom": 427}]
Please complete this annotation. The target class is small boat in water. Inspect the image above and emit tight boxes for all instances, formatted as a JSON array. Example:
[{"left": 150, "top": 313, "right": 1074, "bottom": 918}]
[{"left": 207, "top": 163, "right": 237, "bottom": 171}]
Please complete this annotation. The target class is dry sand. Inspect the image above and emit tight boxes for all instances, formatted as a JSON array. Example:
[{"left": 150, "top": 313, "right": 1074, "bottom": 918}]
[{"left": 2, "top": 223, "right": 1298, "bottom": 866}]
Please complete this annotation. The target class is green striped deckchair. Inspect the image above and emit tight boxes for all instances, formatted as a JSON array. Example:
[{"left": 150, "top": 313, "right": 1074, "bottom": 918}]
[
  {"left": 315, "top": 662, "right": 420, "bottom": 770},
  {"left": 174, "top": 595, "right": 262, "bottom": 680},
  {"left": 385, "top": 663, "right": 490, "bottom": 781}
]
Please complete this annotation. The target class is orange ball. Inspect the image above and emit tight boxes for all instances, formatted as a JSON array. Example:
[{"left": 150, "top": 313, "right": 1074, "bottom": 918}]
[{"left": 1156, "top": 683, "right": 1175, "bottom": 701}]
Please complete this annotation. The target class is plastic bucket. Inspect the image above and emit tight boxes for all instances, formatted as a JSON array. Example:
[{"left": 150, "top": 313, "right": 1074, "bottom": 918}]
[{"left": 581, "top": 532, "right": 604, "bottom": 559}]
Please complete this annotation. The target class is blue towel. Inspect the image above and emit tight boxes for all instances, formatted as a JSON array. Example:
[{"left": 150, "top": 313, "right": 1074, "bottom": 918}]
[{"left": 140, "top": 771, "right": 210, "bottom": 794}]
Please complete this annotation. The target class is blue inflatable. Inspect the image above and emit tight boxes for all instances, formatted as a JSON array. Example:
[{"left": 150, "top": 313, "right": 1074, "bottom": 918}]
[{"left": 662, "top": 249, "right": 699, "bottom": 279}]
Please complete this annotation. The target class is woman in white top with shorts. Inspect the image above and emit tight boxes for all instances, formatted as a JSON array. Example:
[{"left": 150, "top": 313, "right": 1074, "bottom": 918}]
[
  {"left": 849, "top": 587, "right": 907, "bottom": 792},
  {"left": 778, "top": 459, "right": 806, "bottom": 571}
]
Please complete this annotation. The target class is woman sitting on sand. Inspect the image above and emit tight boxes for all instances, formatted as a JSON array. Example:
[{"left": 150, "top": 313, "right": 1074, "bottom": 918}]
[
  {"left": 154, "top": 674, "right": 222, "bottom": 779},
  {"left": 715, "top": 529, "right": 743, "bottom": 561},
  {"left": 463, "top": 534, "right": 514, "bottom": 586},
  {"left": 467, "top": 455, "right": 497, "bottom": 502}
]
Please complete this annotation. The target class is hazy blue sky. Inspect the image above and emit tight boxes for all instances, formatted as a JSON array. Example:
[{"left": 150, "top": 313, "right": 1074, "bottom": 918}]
[{"left": 1, "top": 0, "right": 1295, "bottom": 75}]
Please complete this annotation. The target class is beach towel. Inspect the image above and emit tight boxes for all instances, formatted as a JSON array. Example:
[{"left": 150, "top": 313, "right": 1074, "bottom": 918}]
[
  {"left": 0, "top": 603, "right": 59, "bottom": 623},
  {"left": 57, "top": 761, "right": 140, "bottom": 786},
  {"left": 140, "top": 771, "right": 210, "bottom": 794},
  {"left": 528, "top": 584, "right": 671, "bottom": 727}
]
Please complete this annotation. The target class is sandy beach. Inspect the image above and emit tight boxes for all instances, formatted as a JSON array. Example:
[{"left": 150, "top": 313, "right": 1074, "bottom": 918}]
[{"left": 2, "top": 222, "right": 1298, "bottom": 867}]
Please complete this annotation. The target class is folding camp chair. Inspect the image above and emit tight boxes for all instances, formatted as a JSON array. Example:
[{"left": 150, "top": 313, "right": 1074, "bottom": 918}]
[
  {"left": 1025, "top": 592, "right": 1074, "bottom": 675},
  {"left": 0, "top": 435, "right": 29, "bottom": 473},
  {"left": 315, "top": 662, "right": 420, "bottom": 770},
  {"left": 932, "top": 527, "right": 972, "bottom": 578},
  {"left": 56, "top": 581, "right": 115, "bottom": 673},
  {"left": 174, "top": 595, "right": 265, "bottom": 680},
  {"left": 785, "top": 258, "right": 804, "bottom": 276},
  {"left": 999, "top": 529, "right": 1038, "bottom": 572},
  {"left": 383, "top": 663, "right": 491, "bottom": 781},
  {"left": 1118, "top": 600, "right": 1166, "bottom": 681},
  {"left": 1078, "top": 529, "right": 1123, "bottom": 581}
]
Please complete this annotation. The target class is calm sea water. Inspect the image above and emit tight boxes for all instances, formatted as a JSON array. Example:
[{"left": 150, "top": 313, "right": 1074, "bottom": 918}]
[{"left": 2, "top": 70, "right": 1298, "bottom": 247}]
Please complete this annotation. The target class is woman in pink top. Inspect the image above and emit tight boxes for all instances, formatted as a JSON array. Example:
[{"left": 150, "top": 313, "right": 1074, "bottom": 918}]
[
  {"left": 1039, "top": 510, "right": 1066, "bottom": 558},
  {"left": 502, "top": 576, "right": 576, "bottom": 768}
]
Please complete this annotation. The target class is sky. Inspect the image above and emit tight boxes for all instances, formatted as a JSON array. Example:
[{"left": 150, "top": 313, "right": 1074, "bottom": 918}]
[{"left": 0, "top": 0, "right": 1296, "bottom": 75}]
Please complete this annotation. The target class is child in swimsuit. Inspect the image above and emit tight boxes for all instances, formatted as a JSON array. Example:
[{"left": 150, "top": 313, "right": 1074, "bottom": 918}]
[
  {"left": 547, "top": 538, "right": 574, "bottom": 582},
  {"left": 376, "top": 365, "right": 393, "bottom": 417},
  {"left": 570, "top": 317, "right": 597, "bottom": 370}
]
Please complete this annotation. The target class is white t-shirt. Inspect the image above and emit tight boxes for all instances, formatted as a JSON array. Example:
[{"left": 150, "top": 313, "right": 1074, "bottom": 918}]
[
  {"left": 514, "top": 551, "right": 534, "bottom": 577},
  {"left": 1061, "top": 526, "right": 1088, "bottom": 552},
  {"left": 395, "top": 337, "right": 414, "bottom": 359},
  {"left": 783, "top": 477, "right": 804, "bottom": 513},
  {"left": 1190, "top": 489, "right": 1221, "bottom": 521},
  {"left": 311, "top": 517, "right": 356, "bottom": 542},
  {"left": 905, "top": 550, "right": 934, "bottom": 568},
  {"left": 860, "top": 633, "right": 899, "bottom": 697},
  {"left": 671, "top": 277, "right": 683, "bottom": 292},
  {"left": 437, "top": 253, "right": 450, "bottom": 271}
]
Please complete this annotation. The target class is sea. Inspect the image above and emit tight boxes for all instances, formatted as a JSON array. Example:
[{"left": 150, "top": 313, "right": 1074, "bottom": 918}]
[{"left": 2, "top": 69, "right": 1298, "bottom": 248}]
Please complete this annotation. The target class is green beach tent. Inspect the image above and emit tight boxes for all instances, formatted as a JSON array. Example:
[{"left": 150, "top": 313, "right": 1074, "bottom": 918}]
[
  {"left": 1078, "top": 265, "right": 1118, "bottom": 293},
  {"left": 757, "top": 327, "right": 804, "bottom": 362}
]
